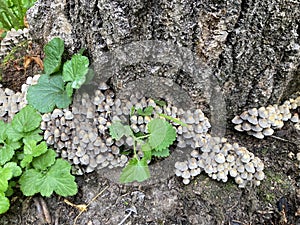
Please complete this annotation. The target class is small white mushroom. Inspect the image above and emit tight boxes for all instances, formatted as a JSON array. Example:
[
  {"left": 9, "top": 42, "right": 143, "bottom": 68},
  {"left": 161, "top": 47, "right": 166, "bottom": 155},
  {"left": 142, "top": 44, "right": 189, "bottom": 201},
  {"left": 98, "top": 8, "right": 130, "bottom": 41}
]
[
  {"left": 240, "top": 111, "right": 249, "bottom": 120},
  {"left": 242, "top": 122, "right": 252, "bottom": 131},
  {"left": 51, "top": 108, "right": 63, "bottom": 119},
  {"left": 232, "top": 116, "right": 243, "bottom": 124},
  {"left": 241, "top": 153, "right": 251, "bottom": 163},
  {"left": 175, "top": 161, "right": 188, "bottom": 171},
  {"left": 215, "top": 153, "right": 226, "bottom": 164},
  {"left": 175, "top": 169, "right": 182, "bottom": 177},
  {"left": 262, "top": 128, "right": 274, "bottom": 136},
  {"left": 181, "top": 170, "right": 191, "bottom": 179},
  {"left": 229, "top": 168, "right": 238, "bottom": 177},
  {"left": 190, "top": 168, "right": 201, "bottom": 177},
  {"left": 258, "top": 118, "right": 269, "bottom": 128},
  {"left": 235, "top": 176, "right": 244, "bottom": 185},
  {"left": 183, "top": 178, "right": 190, "bottom": 185},
  {"left": 247, "top": 115, "right": 258, "bottom": 125},
  {"left": 64, "top": 110, "right": 74, "bottom": 120},
  {"left": 258, "top": 107, "right": 268, "bottom": 118},
  {"left": 255, "top": 171, "right": 265, "bottom": 180},
  {"left": 188, "top": 158, "right": 198, "bottom": 170},
  {"left": 245, "top": 162, "right": 255, "bottom": 173},
  {"left": 291, "top": 113, "right": 299, "bottom": 123},
  {"left": 248, "top": 108, "right": 258, "bottom": 116},
  {"left": 252, "top": 132, "right": 264, "bottom": 139},
  {"left": 251, "top": 124, "right": 263, "bottom": 132}
]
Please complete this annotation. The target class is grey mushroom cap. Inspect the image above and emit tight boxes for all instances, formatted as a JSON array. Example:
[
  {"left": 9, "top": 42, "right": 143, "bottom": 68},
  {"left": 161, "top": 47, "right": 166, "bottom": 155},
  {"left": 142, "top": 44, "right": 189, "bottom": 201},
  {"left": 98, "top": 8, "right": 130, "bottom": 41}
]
[{"left": 231, "top": 115, "right": 244, "bottom": 124}]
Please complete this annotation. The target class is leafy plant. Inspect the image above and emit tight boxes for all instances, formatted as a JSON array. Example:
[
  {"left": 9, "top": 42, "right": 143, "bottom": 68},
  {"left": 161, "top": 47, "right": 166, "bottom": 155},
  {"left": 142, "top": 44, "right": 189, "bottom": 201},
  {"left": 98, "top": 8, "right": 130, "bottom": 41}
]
[
  {"left": 0, "top": 0, "right": 36, "bottom": 32},
  {"left": 27, "top": 37, "right": 91, "bottom": 113},
  {"left": 109, "top": 116, "right": 177, "bottom": 183},
  {"left": 0, "top": 105, "right": 77, "bottom": 214}
]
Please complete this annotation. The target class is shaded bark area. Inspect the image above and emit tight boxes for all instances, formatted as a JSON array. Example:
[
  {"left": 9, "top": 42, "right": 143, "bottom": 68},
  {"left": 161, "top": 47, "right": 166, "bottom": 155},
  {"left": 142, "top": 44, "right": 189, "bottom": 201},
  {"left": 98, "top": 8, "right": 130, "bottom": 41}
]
[{"left": 27, "top": 0, "right": 300, "bottom": 117}]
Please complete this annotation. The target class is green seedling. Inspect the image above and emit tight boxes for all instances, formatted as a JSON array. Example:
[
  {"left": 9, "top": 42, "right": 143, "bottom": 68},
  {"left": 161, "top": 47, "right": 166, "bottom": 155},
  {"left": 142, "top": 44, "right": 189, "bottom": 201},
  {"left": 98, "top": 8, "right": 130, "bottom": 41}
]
[
  {"left": 0, "top": 106, "right": 77, "bottom": 214},
  {"left": 109, "top": 116, "right": 177, "bottom": 183},
  {"left": 27, "top": 37, "right": 92, "bottom": 113}
]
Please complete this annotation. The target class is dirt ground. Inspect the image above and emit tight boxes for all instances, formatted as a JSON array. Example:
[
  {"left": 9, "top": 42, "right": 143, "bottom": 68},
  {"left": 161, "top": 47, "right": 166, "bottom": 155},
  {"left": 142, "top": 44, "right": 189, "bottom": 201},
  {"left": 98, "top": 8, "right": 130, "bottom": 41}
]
[
  {"left": 0, "top": 40, "right": 300, "bottom": 225},
  {"left": 0, "top": 117, "right": 299, "bottom": 225}
]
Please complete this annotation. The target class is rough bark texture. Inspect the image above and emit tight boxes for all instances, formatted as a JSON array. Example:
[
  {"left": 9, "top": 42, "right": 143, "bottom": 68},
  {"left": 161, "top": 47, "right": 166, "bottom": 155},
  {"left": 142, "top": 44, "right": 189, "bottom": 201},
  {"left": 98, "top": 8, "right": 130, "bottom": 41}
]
[{"left": 27, "top": 0, "right": 300, "bottom": 117}]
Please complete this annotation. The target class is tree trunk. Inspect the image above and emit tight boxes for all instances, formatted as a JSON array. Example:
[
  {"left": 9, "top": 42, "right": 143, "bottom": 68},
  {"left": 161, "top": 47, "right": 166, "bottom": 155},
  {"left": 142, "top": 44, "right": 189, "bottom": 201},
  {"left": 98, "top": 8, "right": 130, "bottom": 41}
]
[{"left": 27, "top": 0, "right": 300, "bottom": 118}]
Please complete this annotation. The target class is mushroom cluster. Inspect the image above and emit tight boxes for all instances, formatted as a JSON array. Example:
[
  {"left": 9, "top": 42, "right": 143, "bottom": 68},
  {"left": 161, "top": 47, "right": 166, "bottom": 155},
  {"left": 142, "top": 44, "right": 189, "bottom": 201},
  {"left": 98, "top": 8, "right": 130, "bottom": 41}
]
[
  {"left": 232, "top": 96, "right": 300, "bottom": 139},
  {"left": 41, "top": 84, "right": 129, "bottom": 174},
  {"left": 108, "top": 93, "right": 211, "bottom": 153},
  {"left": 0, "top": 28, "right": 30, "bottom": 60},
  {"left": 175, "top": 134, "right": 265, "bottom": 188},
  {"left": 0, "top": 75, "right": 39, "bottom": 122}
]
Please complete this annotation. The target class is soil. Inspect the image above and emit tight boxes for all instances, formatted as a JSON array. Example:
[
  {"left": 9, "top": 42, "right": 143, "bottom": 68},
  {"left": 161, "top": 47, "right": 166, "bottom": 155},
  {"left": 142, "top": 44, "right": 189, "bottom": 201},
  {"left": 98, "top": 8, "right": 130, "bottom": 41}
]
[
  {"left": 0, "top": 42, "right": 300, "bottom": 225},
  {"left": 0, "top": 40, "right": 43, "bottom": 92}
]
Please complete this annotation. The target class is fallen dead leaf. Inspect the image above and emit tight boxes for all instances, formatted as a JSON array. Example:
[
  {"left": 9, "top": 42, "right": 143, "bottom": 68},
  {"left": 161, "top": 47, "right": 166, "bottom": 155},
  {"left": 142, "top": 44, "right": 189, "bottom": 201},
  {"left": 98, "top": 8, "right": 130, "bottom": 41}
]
[{"left": 24, "top": 55, "right": 44, "bottom": 70}]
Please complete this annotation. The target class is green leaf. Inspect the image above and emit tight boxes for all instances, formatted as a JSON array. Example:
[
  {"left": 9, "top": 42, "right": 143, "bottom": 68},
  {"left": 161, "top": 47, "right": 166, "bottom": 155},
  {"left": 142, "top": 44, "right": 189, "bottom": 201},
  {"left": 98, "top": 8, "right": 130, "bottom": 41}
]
[
  {"left": 21, "top": 140, "right": 48, "bottom": 168},
  {"left": 154, "top": 99, "right": 166, "bottom": 107},
  {"left": 32, "top": 149, "right": 56, "bottom": 171},
  {"left": 62, "top": 54, "right": 89, "bottom": 89},
  {"left": 65, "top": 82, "right": 73, "bottom": 97},
  {"left": 147, "top": 118, "right": 176, "bottom": 151},
  {"left": 22, "top": 129, "right": 43, "bottom": 143},
  {"left": 137, "top": 106, "right": 153, "bottom": 116},
  {"left": 141, "top": 143, "right": 152, "bottom": 161},
  {"left": 120, "top": 158, "right": 150, "bottom": 183},
  {"left": 19, "top": 169, "right": 42, "bottom": 196},
  {"left": 0, "top": 167, "right": 12, "bottom": 192},
  {"left": 158, "top": 113, "right": 187, "bottom": 127},
  {"left": 0, "top": 140, "right": 20, "bottom": 166},
  {"left": 152, "top": 148, "right": 170, "bottom": 158},
  {"left": 4, "top": 162, "right": 21, "bottom": 177},
  {"left": 27, "top": 74, "right": 72, "bottom": 113},
  {"left": 43, "top": 37, "right": 64, "bottom": 75},
  {"left": 5, "top": 126, "right": 23, "bottom": 142},
  {"left": 20, "top": 159, "right": 77, "bottom": 197},
  {"left": 11, "top": 105, "right": 41, "bottom": 133},
  {"left": 0, "top": 121, "right": 7, "bottom": 143},
  {"left": 0, "top": 194, "right": 10, "bottom": 214},
  {"left": 109, "top": 121, "right": 133, "bottom": 141}
]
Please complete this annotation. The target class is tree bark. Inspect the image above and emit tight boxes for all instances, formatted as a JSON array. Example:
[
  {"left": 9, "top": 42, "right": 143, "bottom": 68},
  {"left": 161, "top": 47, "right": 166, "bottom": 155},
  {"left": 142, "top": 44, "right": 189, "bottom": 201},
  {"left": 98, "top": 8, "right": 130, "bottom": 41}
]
[{"left": 27, "top": 0, "right": 300, "bottom": 118}]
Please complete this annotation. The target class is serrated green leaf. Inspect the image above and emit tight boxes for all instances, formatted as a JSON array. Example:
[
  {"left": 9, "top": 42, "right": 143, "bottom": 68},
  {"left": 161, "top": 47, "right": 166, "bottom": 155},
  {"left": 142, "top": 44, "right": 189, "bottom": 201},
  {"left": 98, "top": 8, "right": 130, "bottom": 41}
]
[
  {"left": 19, "top": 169, "right": 41, "bottom": 196},
  {"left": 109, "top": 121, "right": 133, "bottom": 141},
  {"left": 141, "top": 143, "right": 152, "bottom": 161},
  {"left": 0, "top": 194, "right": 10, "bottom": 214},
  {"left": 32, "top": 149, "right": 56, "bottom": 171},
  {"left": 65, "top": 82, "right": 73, "bottom": 97},
  {"left": 5, "top": 126, "right": 23, "bottom": 142},
  {"left": 62, "top": 54, "right": 89, "bottom": 89},
  {"left": 21, "top": 140, "right": 48, "bottom": 168},
  {"left": 43, "top": 37, "right": 64, "bottom": 75},
  {"left": 44, "top": 159, "right": 77, "bottom": 196},
  {"left": 120, "top": 158, "right": 150, "bottom": 183},
  {"left": 152, "top": 148, "right": 170, "bottom": 158},
  {"left": 4, "top": 162, "right": 21, "bottom": 177},
  {"left": 137, "top": 106, "right": 153, "bottom": 116},
  {"left": 0, "top": 121, "right": 7, "bottom": 143},
  {"left": 20, "top": 159, "right": 77, "bottom": 197},
  {"left": 0, "top": 167, "right": 12, "bottom": 192},
  {"left": 147, "top": 118, "right": 176, "bottom": 151},
  {"left": 27, "top": 74, "right": 72, "bottom": 113},
  {"left": 22, "top": 129, "right": 43, "bottom": 143},
  {"left": 158, "top": 113, "right": 187, "bottom": 127},
  {"left": 11, "top": 105, "right": 41, "bottom": 133},
  {"left": 0, "top": 140, "right": 20, "bottom": 166}
]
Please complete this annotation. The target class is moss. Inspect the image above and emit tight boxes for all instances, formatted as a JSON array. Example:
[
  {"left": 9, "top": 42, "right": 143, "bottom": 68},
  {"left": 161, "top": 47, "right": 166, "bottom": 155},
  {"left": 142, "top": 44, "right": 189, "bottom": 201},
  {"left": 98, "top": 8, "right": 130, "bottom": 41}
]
[{"left": 257, "top": 169, "right": 292, "bottom": 204}]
